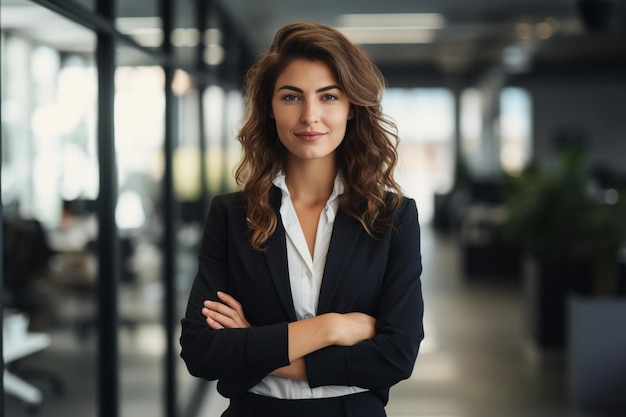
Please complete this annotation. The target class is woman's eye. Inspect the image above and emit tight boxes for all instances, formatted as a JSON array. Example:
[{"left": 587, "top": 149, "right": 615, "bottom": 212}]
[
  {"left": 282, "top": 94, "right": 299, "bottom": 101},
  {"left": 321, "top": 94, "right": 338, "bottom": 101}
]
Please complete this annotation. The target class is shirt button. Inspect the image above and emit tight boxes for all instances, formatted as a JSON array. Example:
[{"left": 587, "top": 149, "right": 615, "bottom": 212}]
[
  {"left": 303, "top": 313, "right": 313, "bottom": 319},
  {"left": 306, "top": 271, "right": 312, "bottom": 278}
]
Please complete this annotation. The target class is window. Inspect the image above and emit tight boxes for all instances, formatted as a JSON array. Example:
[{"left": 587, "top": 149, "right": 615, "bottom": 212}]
[
  {"left": 499, "top": 87, "right": 532, "bottom": 175},
  {"left": 383, "top": 88, "right": 455, "bottom": 223}
]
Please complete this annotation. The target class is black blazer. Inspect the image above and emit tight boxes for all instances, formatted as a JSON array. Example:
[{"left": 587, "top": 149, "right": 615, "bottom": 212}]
[{"left": 180, "top": 187, "right": 424, "bottom": 405}]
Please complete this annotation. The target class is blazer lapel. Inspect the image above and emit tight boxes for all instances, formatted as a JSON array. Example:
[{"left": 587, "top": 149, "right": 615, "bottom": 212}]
[
  {"left": 317, "top": 210, "right": 363, "bottom": 314},
  {"left": 263, "top": 187, "right": 297, "bottom": 322}
]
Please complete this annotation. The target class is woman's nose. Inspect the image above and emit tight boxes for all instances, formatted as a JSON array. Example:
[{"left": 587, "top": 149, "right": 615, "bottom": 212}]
[{"left": 300, "top": 101, "right": 319, "bottom": 125}]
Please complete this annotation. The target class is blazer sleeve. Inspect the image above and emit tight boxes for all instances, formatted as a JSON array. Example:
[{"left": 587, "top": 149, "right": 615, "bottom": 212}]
[
  {"left": 304, "top": 198, "right": 424, "bottom": 389},
  {"left": 179, "top": 194, "right": 290, "bottom": 388}
]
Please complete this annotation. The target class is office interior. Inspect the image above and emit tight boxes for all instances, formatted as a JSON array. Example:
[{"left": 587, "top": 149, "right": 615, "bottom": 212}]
[{"left": 1, "top": 0, "right": 626, "bottom": 416}]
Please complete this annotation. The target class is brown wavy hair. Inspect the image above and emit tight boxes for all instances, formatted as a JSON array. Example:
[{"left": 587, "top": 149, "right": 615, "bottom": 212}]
[{"left": 235, "top": 20, "right": 402, "bottom": 250}]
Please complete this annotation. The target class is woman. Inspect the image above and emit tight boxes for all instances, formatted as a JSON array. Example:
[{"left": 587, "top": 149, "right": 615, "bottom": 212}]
[{"left": 180, "top": 20, "right": 424, "bottom": 417}]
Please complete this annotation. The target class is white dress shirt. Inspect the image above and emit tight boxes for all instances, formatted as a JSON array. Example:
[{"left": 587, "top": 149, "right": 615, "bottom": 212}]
[{"left": 248, "top": 172, "right": 368, "bottom": 399}]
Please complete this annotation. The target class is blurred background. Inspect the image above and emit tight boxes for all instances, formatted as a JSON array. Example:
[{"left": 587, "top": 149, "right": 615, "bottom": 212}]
[{"left": 1, "top": 0, "right": 625, "bottom": 416}]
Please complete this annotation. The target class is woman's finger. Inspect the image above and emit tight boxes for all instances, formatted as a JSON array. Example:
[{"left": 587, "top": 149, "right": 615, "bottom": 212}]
[
  {"left": 203, "top": 307, "right": 238, "bottom": 328},
  {"left": 203, "top": 300, "right": 234, "bottom": 317},
  {"left": 217, "top": 292, "right": 245, "bottom": 315},
  {"left": 216, "top": 292, "right": 251, "bottom": 327},
  {"left": 204, "top": 300, "right": 243, "bottom": 325},
  {"left": 204, "top": 312, "right": 224, "bottom": 330},
  {"left": 202, "top": 302, "right": 249, "bottom": 328}
]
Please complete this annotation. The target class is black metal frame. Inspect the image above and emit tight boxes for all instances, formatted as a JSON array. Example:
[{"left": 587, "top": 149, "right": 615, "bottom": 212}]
[
  {"left": 95, "top": 0, "right": 120, "bottom": 415},
  {"left": 160, "top": 1, "right": 178, "bottom": 416},
  {"left": 0, "top": 85, "right": 4, "bottom": 417}
]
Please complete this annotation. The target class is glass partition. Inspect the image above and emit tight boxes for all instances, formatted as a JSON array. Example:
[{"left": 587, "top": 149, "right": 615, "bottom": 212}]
[
  {"left": 113, "top": 50, "right": 166, "bottom": 417},
  {"left": 223, "top": 89, "right": 244, "bottom": 191},
  {"left": 2, "top": 1, "right": 98, "bottom": 416},
  {"left": 203, "top": 85, "right": 226, "bottom": 195},
  {"left": 2, "top": 0, "right": 249, "bottom": 416}
]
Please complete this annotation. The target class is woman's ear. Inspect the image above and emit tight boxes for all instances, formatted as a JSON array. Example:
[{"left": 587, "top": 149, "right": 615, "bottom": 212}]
[{"left": 348, "top": 107, "right": 354, "bottom": 120}]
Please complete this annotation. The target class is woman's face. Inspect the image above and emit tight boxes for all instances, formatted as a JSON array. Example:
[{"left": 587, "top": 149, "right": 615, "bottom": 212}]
[{"left": 271, "top": 59, "right": 352, "bottom": 164}]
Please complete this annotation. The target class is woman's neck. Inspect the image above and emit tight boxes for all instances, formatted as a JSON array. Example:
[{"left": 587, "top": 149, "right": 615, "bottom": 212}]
[{"left": 284, "top": 158, "right": 337, "bottom": 206}]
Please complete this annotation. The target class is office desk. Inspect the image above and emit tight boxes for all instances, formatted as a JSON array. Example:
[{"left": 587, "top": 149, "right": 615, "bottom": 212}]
[{"left": 3, "top": 332, "right": 51, "bottom": 404}]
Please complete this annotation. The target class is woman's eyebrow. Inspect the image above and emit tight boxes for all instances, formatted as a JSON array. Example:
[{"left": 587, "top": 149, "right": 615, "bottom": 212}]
[{"left": 276, "top": 85, "right": 342, "bottom": 93}]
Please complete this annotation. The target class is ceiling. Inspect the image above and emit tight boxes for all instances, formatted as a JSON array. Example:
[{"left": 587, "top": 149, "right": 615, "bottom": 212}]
[
  {"left": 2, "top": 0, "right": 626, "bottom": 84},
  {"left": 216, "top": 0, "right": 626, "bottom": 83}
]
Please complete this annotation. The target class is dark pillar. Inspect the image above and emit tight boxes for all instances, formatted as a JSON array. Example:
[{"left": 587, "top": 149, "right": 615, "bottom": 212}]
[
  {"left": 451, "top": 82, "right": 465, "bottom": 186},
  {"left": 161, "top": 0, "right": 179, "bottom": 416},
  {"left": 95, "top": 0, "right": 119, "bottom": 416},
  {"left": 0, "top": 100, "right": 4, "bottom": 417}
]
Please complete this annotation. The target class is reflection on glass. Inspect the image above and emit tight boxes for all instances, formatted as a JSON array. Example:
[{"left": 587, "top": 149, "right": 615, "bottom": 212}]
[
  {"left": 174, "top": 71, "right": 202, "bottom": 203},
  {"left": 115, "top": 65, "right": 164, "bottom": 230},
  {"left": 204, "top": 85, "right": 225, "bottom": 194},
  {"left": 224, "top": 89, "right": 244, "bottom": 190},
  {"left": 2, "top": 2, "right": 98, "bottom": 416},
  {"left": 114, "top": 53, "right": 166, "bottom": 416},
  {"left": 116, "top": 190, "right": 147, "bottom": 229},
  {"left": 3, "top": 37, "right": 97, "bottom": 226},
  {"left": 174, "top": 146, "right": 202, "bottom": 201}
]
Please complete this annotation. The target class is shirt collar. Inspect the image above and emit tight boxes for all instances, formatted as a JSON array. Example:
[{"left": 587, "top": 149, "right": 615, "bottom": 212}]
[{"left": 272, "top": 171, "right": 345, "bottom": 222}]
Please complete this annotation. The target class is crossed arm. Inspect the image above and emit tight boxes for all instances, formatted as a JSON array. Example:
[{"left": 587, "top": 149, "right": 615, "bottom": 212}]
[
  {"left": 182, "top": 194, "right": 423, "bottom": 395},
  {"left": 202, "top": 291, "right": 376, "bottom": 381}
]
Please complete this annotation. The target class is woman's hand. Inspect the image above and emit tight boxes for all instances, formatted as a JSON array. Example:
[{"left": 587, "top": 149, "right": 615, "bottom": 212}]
[
  {"left": 202, "top": 294, "right": 375, "bottom": 364},
  {"left": 285, "top": 312, "right": 376, "bottom": 363},
  {"left": 330, "top": 312, "right": 376, "bottom": 346},
  {"left": 274, "top": 313, "right": 376, "bottom": 381},
  {"left": 202, "top": 291, "right": 251, "bottom": 329}
]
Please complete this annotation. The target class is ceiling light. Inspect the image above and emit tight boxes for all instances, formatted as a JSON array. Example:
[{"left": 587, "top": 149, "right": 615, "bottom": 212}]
[
  {"left": 116, "top": 17, "right": 162, "bottom": 32},
  {"left": 535, "top": 22, "right": 554, "bottom": 39},
  {"left": 171, "top": 28, "right": 200, "bottom": 47},
  {"left": 338, "top": 27, "right": 436, "bottom": 44},
  {"left": 515, "top": 22, "right": 533, "bottom": 40},
  {"left": 336, "top": 13, "right": 444, "bottom": 45},
  {"left": 203, "top": 44, "right": 224, "bottom": 65},
  {"left": 125, "top": 29, "right": 163, "bottom": 48},
  {"left": 338, "top": 13, "right": 446, "bottom": 29},
  {"left": 204, "top": 28, "right": 222, "bottom": 46},
  {"left": 116, "top": 17, "right": 163, "bottom": 47}
]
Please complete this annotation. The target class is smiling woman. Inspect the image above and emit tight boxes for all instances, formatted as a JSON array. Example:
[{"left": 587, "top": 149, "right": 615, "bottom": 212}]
[{"left": 180, "top": 20, "right": 424, "bottom": 417}]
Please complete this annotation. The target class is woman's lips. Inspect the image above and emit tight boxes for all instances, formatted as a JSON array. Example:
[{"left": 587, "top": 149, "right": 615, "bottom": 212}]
[{"left": 295, "top": 131, "right": 326, "bottom": 142}]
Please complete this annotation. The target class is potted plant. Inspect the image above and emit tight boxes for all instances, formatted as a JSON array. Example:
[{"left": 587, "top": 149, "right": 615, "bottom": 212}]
[
  {"left": 499, "top": 150, "right": 594, "bottom": 350},
  {"left": 500, "top": 149, "right": 626, "bottom": 410}
]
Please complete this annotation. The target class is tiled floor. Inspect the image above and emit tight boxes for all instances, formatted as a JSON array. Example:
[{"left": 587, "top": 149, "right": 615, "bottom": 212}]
[{"left": 4, "top": 225, "right": 623, "bottom": 417}]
